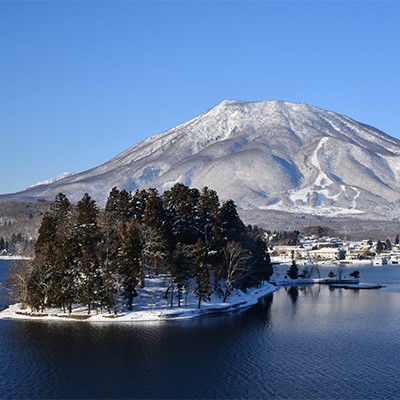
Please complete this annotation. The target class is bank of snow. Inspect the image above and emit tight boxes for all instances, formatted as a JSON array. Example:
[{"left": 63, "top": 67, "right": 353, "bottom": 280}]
[{"left": 0, "top": 276, "right": 277, "bottom": 322}]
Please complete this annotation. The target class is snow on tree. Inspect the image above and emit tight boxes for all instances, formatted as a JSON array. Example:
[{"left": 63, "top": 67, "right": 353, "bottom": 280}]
[
  {"left": 9, "top": 185, "right": 273, "bottom": 314},
  {"left": 191, "top": 239, "right": 212, "bottom": 309},
  {"left": 116, "top": 221, "right": 142, "bottom": 310}
]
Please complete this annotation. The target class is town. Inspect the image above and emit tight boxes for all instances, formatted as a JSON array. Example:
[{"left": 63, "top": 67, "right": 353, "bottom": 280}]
[{"left": 269, "top": 232, "right": 400, "bottom": 266}]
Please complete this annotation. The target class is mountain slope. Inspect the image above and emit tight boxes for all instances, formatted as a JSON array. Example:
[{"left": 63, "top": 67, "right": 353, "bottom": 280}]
[{"left": 3, "top": 100, "right": 400, "bottom": 220}]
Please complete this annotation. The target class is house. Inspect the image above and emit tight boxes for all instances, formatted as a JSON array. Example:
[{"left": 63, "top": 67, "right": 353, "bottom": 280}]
[{"left": 308, "top": 247, "right": 345, "bottom": 261}]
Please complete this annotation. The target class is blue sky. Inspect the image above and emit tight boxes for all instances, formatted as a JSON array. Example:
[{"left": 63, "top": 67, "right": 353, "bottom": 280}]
[{"left": 1, "top": 1, "right": 400, "bottom": 195}]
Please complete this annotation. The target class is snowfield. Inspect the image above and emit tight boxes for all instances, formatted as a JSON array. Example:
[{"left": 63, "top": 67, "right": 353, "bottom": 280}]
[
  {"left": 3, "top": 99, "right": 400, "bottom": 222},
  {"left": 0, "top": 275, "right": 277, "bottom": 322}
]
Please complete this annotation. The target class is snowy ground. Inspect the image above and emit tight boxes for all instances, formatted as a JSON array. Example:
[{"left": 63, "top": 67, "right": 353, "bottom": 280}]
[{"left": 0, "top": 275, "right": 277, "bottom": 322}]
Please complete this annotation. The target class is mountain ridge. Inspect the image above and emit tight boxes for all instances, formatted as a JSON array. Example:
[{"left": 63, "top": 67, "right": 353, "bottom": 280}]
[{"left": 2, "top": 99, "right": 400, "bottom": 225}]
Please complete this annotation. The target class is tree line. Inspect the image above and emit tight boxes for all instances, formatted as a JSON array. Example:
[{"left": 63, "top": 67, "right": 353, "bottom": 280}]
[
  {"left": 7, "top": 183, "right": 272, "bottom": 314},
  {"left": 0, "top": 234, "right": 35, "bottom": 257}
]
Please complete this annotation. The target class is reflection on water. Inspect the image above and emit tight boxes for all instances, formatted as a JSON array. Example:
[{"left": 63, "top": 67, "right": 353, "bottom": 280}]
[
  {"left": 287, "top": 285, "right": 299, "bottom": 303},
  {"left": 2, "top": 261, "right": 400, "bottom": 399}
]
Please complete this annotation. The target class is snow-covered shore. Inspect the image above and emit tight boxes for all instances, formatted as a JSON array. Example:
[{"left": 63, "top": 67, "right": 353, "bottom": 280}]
[
  {"left": 0, "top": 256, "right": 32, "bottom": 261},
  {"left": 0, "top": 277, "right": 277, "bottom": 323},
  {"left": 270, "top": 277, "right": 360, "bottom": 286}
]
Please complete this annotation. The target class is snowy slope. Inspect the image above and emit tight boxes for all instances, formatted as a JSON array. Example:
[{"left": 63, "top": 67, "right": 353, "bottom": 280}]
[
  {"left": 30, "top": 172, "right": 75, "bottom": 188},
  {"left": 2, "top": 100, "right": 400, "bottom": 220}
]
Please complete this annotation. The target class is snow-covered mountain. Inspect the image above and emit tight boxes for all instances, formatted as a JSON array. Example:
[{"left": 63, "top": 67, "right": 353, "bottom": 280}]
[
  {"left": 30, "top": 172, "right": 75, "bottom": 188},
  {"left": 3, "top": 100, "right": 400, "bottom": 221}
]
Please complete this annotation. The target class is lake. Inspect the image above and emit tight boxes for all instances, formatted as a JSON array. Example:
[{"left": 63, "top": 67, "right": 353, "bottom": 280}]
[{"left": 1, "top": 259, "right": 400, "bottom": 399}]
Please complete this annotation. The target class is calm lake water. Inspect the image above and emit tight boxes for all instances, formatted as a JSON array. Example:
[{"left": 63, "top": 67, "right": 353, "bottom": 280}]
[{"left": 1, "top": 259, "right": 400, "bottom": 399}]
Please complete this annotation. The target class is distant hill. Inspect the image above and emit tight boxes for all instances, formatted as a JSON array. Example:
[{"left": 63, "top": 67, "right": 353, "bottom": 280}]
[
  {"left": 0, "top": 201, "right": 50, "bottom": 256},
  {"left": 2, "top": 100, "right": 400, "bottom": 238}
]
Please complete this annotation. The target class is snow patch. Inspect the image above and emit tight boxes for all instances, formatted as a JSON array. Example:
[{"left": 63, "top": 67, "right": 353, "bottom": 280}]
[
  {"left": 30, "top": 172, "right": 74, "bottom": 188},
  {"left": 260, "top": 202, "right": 364, "bottom": 217},
  {"left": 0, "top": 276, "right": 277, "bottom": 323}
]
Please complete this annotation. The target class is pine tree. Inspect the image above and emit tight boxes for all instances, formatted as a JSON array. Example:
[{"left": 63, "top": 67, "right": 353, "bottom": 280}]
[
  {"left": 72, "top": 193, "right": 103, "bottom": 314},
  {"left": 376, "top": 239, "right": 384, "bottom": 254},
  {"left": 101, "top": 188, "right": 134, "bottom": 312},
  {"left": 170, "top": 243, "right": 192, "bottom": 307},
  {"left": 142, "top": 188, "right": 165, "bottom": 229},
  {"left": 105, "top": 187, "right": 133, "bottom": 224},
  {"left": 117, "top": 221, "right": 142, "bottom": 310},
  {"left": 28, "top": 193, "right": 72, "bottom": 310},
  {"left": 141, "top": 188, "right": 169, "bottom": 276},
  {"left": 49, "top": 193, "right": 72, "bottom": 309},
  {"left": 239, "top": 227, "right": 273, "bottom": 288},
  {"left": 287, "top": 261, "right": 299, "bottom": 279},
  {"left": 191, "top": 239, "right": 212, "bottom": 308},
  {"left": 162, "top": 183, "right": 201, "bottom": 244},
  {"left": 141, "top": 225, "right": 168, "bottom": 277},
  {"left": 287, "top": 251, "right": 299, "bottom": 279},
  {"left": 131, "top": 189, "right": 149, "bottom": 222},
  {"left": 197, "top": 187, "right": 220, "bottom": 248},
  {"left": 10, "top": 184, "right": 280, "bottom": 315},
  {"left": 219, "top": 199, "right": 245, "bottom": 241}
]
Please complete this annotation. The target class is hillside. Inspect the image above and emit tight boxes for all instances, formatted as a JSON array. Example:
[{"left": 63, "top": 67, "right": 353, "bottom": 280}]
[
  {"left": 1, "top": 100, "right": 400, "bottom": 238},
  {"left": 0, "top": 201, "right": 50, "bottom": 256}
]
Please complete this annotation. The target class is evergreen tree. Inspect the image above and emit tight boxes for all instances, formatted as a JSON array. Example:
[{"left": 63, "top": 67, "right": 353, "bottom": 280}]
[
  {"left": 141, "top": 224, "right": 168, "bottom": 277},
  {"left": 170, "top": 243, "right": 192, "bottom": 307},
  {"left": 105, "top": 187, "right": 133, "bottom": 224},
  {"left": 101, "top": 188, "right": 133, "bottom": 311},
  {"left": 29, "top": 193, "right": 72, "bottom": 310},
  {"left": 142, "top": 188, "right": 165, "bottom": 229},
  {"left": 239, "top": 226, "right": 273, "bottom": 287},
  {"left": 287, "top": 252, "right": 299, "bottom": 279},
  {"left": 49, "top": 193, "right": 72, "bottom": 309},
  {"left": 141, "top": 188, "right": 169, "bottom": 276},
  {"left": 117, "top": 221, "right": 142, "bottom": 310},
  {"left": 162, "top": 183, "right": 201, "bottom": 244},
  {"left": 10, "top": 184, "right": 279, "bottom": 315},
  {"left": 58, "top": 233, "right": 81, "bottom": 313},
  {"left": 376, "top": 239, "right": 384, "bottom": 254},
  {"left": 72, "top": 193, "right": 103, "bottom": 314},
  {"left": 197, "top": 187, "right": 221, "bottom": 248},
  {"left": 395, "top": 235, "right": 399, "bottom": 246},
  {"left": 191, "top": 239, "right": 212, "bottom": 308},
  {"left": 219, "top": 200, "right": 245, "bottom": 241},
  {"left": 26, "top": 262, "right": 49, "bottom": 312},
  {"left": 131, "top": 189, "right": 149, "bottom": 222}
]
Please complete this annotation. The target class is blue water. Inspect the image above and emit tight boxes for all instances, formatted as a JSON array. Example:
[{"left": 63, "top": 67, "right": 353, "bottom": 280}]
[{"left": 1, "top": 260, "right": 400, "bottom": 399}]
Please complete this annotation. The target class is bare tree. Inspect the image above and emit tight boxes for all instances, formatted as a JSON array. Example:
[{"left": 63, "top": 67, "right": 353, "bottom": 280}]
[
  {"left": 5, "top": 261, "right": 34, "bottom": 309},
  {"left": 222, "top": 241, "right": 250, "bottom": 302}
]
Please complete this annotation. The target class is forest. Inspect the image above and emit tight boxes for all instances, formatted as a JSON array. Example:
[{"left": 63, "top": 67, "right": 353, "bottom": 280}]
[{"left": 7, "top": 183, "right": 273, "bottom": 314}]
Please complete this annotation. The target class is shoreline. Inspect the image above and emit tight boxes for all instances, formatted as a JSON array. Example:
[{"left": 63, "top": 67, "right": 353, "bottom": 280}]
[{"left": 0, "top": 281, "right": 278, "bottom": 323}]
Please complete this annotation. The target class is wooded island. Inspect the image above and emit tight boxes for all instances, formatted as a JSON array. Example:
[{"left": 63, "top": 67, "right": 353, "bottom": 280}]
[{"left": 7, "top": 183, "right": 273, "bottom": 315}]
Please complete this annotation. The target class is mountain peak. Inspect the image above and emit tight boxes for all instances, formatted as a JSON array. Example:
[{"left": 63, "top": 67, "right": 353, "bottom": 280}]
[{"left": 2, "top": 100, "right": 400, "bottom": 225}]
